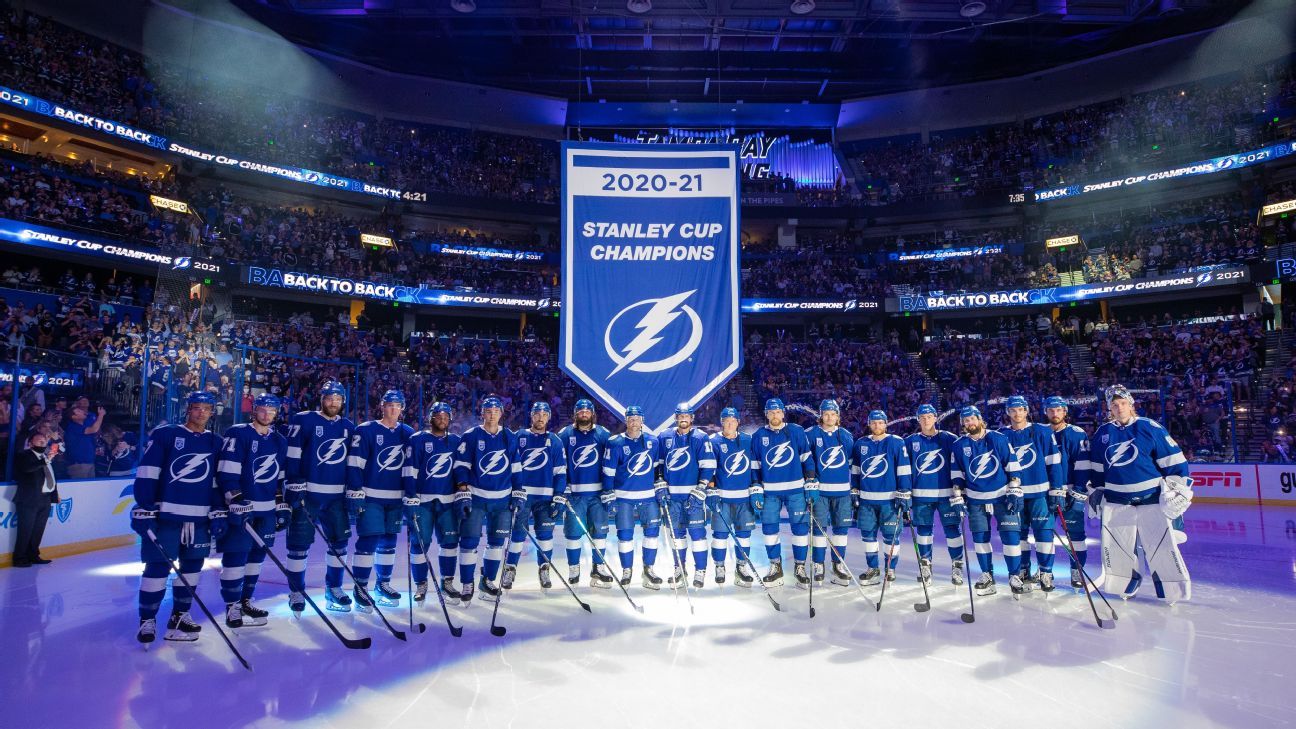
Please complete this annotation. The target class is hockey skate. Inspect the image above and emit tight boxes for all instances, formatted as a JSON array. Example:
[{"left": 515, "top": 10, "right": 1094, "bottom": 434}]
[
  {"left": 325, "top": 585, "right": 352, "bottom": 612},
  {"left": 1009, "top": 573, "right": 1027, "bottom": 598},
  {"left": 442, "top": 576, "right": 462, "bottom": 603},
  {"left": 812, "top": 562, "right": 825, "bottom": 585},
  {"left": 1038, "top": 571, "right": 1055, "bottom": 593},
  {"left": 692, "top": 568, "right": 705, "bottom": 589},
  {"left": 619, "top": 567, "right": 633, "bottom": 587},
  {"left": 224, "top": 601, "right": 244, "bottom": 629},
  {"left": 590, "top": 563, "right": 613, "bottom": 589},
  {"left": 950, "top": 560, "right": 965, "bottom": 586},
  {"left": 568, "top": 565, "right": 581, "bottom": 585},
  {"left": 137, "top": 617, "right": 157, "bottom": 645},
  {"left": 859, "top": 567, "right": 881, "bottom": 586},
  {"left": 374, "top": 580, "right": 400, "bottom": 607},
  {"left": 239, "top": 598, "right": 269, "bottom": 626},
  {"left": 885, "top": 568, "right": 896, "bottom": 583},
  {"left": 165, "top": 611, "right": 201, "bottom": 642},
  {"left": 918, "top": 558, "right": 932, "bottom": 585},
  {"left": 538, "top": 564, "right": 553, "bottom": 589},
  {"left": 735, "top": 562, "right": 755, "bottom": 588},
  {"left": 459, "top": 580, "right": 475, "bottom": 605},
  {"left": 353, "top": 584, "right": 376, "bottom": 613},
  {"left": 793, "top": 560, "right": 810, "bottom": 590},
  {"left": 642, "top": 565, "right": 663, "bottom": 590},
  {"left": 287, "top": 591, "right": 306, "bottom": 615},
  {"left": 500, "top": 565, "right": 517, "bottom": 590},
  {"left": 413, "top": 581, "right": 428, "bottom": 603},
  {"left": 974, "top": 573, "right": 997, "bottom": 596},
  {"left": 830, "top": 560, "right": 852, "bottom": 586},
  {"left": 479, "top": 576, "right": 501, "bottom": 602},
  {"left": 763, "top": 559, "right": 785, "bottom": 587},
  {"left": 714, "top": 563, "right": 727, "bottom": 585},
  {"left": 667, "top": 564, "right": 687, "bottom": 587},
  {"left": 1070, "top": 567, "right": 1085, "bottom": 591}
]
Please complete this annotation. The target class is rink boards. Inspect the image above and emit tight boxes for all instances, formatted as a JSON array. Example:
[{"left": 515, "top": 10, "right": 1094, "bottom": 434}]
[{"left": 0, "top": 478, "right": 133, "bottom": 566}]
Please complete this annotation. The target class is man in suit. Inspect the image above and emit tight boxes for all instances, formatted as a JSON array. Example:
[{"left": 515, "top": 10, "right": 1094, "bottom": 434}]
[{"left": 12, "top": 432, "right": 60, "bottom": 567}]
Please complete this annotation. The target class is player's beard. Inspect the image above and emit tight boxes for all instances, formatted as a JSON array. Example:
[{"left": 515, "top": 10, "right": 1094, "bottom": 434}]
[
  {"left": 322, "top": 402, "right": 341, "bottom": 418},
  {"left": 575, "top": 414, "right": 593, "bottom": 428},
  {"left": 1049, "top": 415, "right": 1065, "bottom": 426},
  {"left": 964, "top": 423, "right": 982, "bottom": 436}
]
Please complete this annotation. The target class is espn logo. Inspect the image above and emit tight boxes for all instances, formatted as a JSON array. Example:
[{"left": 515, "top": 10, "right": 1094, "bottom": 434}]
[{"left": 1194, "top": 470, "right": 1244, "bottom": 488}]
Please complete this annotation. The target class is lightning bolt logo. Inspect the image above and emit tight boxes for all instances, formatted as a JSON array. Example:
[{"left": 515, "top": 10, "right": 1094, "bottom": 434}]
[
  {"left": 970, "top": 453, "right": 1000, "bottom": 481},
  {"left": 915, "top": 450, "right": 945, "bottom": 475},
  {"left": 666, "top": 448, "right": 692, "bottom": 472},
  {"left": 377, "top": 445, "right": 404, "bottom": 471},
  {"left": 1106, "top": 440, "right": 1140, "bottom": 468},
  {"left": 253, "top": 454, "right": 280, "bottom": 483},
  {"left": 479, "top": 450, "right": 510, "bottom": 476},
  {"left": 521, "top": 447, "right": 550, "bottom": 472},
  {"left": 723, "top": 451, "right": 750, "bottom": 477},
  {"left": 764, "top": 442, "right": 795, "bottom": 469},
  {"left": 169, "top": 453, "right": 211, "bottom": 484},
  {"left": 425, "top": 452, "right": 454, "bottom": 480},
  {"left": 603, "top": 291, "right": 704, "bottom": 378},
  {"left": 572, "top": 444, "right": 600, "bottom": 469},
  {"left": 316, "top": 438, "right": 347, "bottom": 466},
  {"left": 1013, "top": 443, "right": 1037, "bottom": 470},
  {"left": 627, "top": 451, "right": 654, "bottom": 477},
  {"left": 818, "top": 445, "right": 847, "bottom": 471},
  {"left": 861, "top": 454, "right": 889, "bottom": 480}
]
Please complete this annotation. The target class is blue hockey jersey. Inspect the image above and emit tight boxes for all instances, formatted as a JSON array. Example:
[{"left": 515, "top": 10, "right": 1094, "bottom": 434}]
[
  {"left": 951, "top": 430, "right": 1022, "bottom": 503},
  {"left": 557, "top": 424, "right": 611, "bottom": 494},
  {"left": 905, "top": 429, "right": 959, "bottom": 502},
  {"left": 998, "top": 423, "right": 1063, "bottom": 495},
  {"left": 659, "top": 427, "right": 717, "bottom": 497},
  {"left": 1051, "top": 424, "right": 1091, "bottom": 494},
  {"left": 285, "top": 410, "right": 355, "bottom": 499},
  {"left": 750, "top": 423, "right": 815, "bottom": 493},
  {"left": 601, "top": 432, "right": 661, "bottom": 501},
  {"left": 454, "top": 425, "right": 519, "bottom": 501},
  {"left": 403, "top": 431, "right": 462, "bottom": 503},
  {"left": 514, "top": 429, "right": 568, "bottom": 498},
  {"left": 347, "top": 420, "right": 414, "bottom": 503},
  {"left": 134, "top": 423, "right": 223, "bottom": 522},
  {"left": 217, "top": 423, "right": 288, "bottom": 514},
  {"left": 1088, "top": 417, "right": 1188, "bottom": 505},
  {"left": 709, "top": 432, "right": 755, "bottom": 502},
  {"left": 852, "top": 434, "right": 913, "bottom": 501},
  {"left": 806, "top": 425, "right": 855, "bottom": 494}
]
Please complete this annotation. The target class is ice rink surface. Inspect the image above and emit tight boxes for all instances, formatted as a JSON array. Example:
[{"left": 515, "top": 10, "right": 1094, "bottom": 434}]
[{"left": 2, "top": 502, "right": 1292, "bottom": 729}]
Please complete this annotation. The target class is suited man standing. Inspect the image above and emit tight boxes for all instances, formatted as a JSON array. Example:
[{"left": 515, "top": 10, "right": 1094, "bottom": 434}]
[{"left": 11, "top": 432, "right": 60, "bottom": 567}]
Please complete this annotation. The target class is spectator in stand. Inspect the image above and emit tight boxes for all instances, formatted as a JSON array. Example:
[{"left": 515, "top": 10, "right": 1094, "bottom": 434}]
[{"left": 62, "top": 404, "right": 105, "bottom": 478}]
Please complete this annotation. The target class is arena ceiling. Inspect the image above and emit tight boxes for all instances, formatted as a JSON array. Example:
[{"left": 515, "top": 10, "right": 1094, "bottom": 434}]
[{"left": 231, "top": 0, "right": 1253, "bottom": 102}]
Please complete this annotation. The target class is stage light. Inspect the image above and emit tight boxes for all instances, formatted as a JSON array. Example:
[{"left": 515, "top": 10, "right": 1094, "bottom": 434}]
[
  {"left": 627, "top": 0, "right": 652, "bottom": 14},
  {"left": 790, "top": 0, "right": 815, "bottom": 15},
  {"left": 960, "top": 0, "right": 986, "bottom": 17}
]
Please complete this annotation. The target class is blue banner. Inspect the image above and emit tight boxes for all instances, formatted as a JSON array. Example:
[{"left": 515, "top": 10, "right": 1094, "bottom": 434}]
[
  {"left": 560, "top": 143, "right": 742, "bottom": 433},
  {"left": 244, "top": 266, "right": 555, "bottom": 310},
  {"left": 0, "top": 367, "right": 84, "bottom": 389},
  {"left": 0, "top": 217, "right": 224, "bottom": 274},
  {"left": 893, "top": 265, "right": 1250, "bottom": 312}
]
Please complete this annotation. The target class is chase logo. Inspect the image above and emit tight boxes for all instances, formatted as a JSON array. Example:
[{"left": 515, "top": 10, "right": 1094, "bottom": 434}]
[
  {"left": 572, "top": 444, "right": 600, "bottom": 469},
  {"left": 627, "top": 451, "right": 655, "bottom": 477},
  {"left": 425, "top": 452, "right": 454, "bottom": 480},
  {"left": 172, "top": 257, "right": 192, "bottom": 270},
  {"left": 818, "top": 446, "right": 847, "bottom": 471},
  {"left": 377, "top": 445, "right": 404, "bottom": 471},
  {"left": 1195, "top": 272, "right": 1212, "bottom": 287},
  {"left": 478, "top": 450, "right": 510, "bottom": 477},
  {"left": 603, "top": 291, "right": 703, "bottom": 378},
  {"left": 1105, "top": 441, "right": 1140, "bottom": 469},
  {"left": 253, "top": 454, "right": 280, "bottom": 483},
  {"left": 915, "top": 450, "right": 945, "bottom": 475},
  {"left": 1013, "top": 444, "right": 1037, "bottom": 470},
  {"left": 56, "top": 498, "right": 73, "bottom": 524},
  {"left": 169, "top": 453, "right": 211, "bottom": 484},
  {"left": 316, "top": 438, "right": 347, "bottom": 466},
  {"left": 666, "top": 448, "right": 692, "bottom": 472},
  {"left": 520, "top": 447, "right": 550, "bottom": 472},
  {"left": 723, "top": 451, "right": 750, "bottom": 476},
  {"left": 861, "top": 454, "right": 889, "bottom": 480},
  {"left": 764, "top": 442, "right": 795, "bottom": 469},
  {"left": 969, "top": 453, "right": 1000, "bottom": 481}
]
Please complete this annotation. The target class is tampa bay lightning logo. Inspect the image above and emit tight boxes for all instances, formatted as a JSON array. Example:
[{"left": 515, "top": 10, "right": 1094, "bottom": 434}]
[
  {"left": 860, "top": 454, "right": 889, "bottom": 479},
  {"left": 843, "top": 300, "right": 857, "bottom": 312},
  {"left": 253, "top": 454, "right": 280, "bottom": 483},
  {"left": 764, "top": 442, "right": 795, "bottom": 469},
  {"left": 666, "top": 448, "right": 692, "bottom": 472},
  {"left": 169, "top": 453, "right": 211, "bottom": 483},
  {"left": 1195, "top": 272, "right": 1213, "bottom": 286},
  {"left": 1013, "top": 444, "right": 1037, "bottom": 470},
  {"left": 627, "top": 451, "right": 655, "bottom": 477},
  {"left": 316, "top": 438, "right": 347, "bottom": 466},
  {"left": 969, "top": 453, "right": 1000, "bottom": 481},
  {"left": 520, "top": 447, "right": 550, "bottom": 472},
  {"left": 723, "top": 451, "right": 750, "bottom": 476},
  {"left": 603, "top": 291, "right": 703, "bottom": 378},
  {"left": 818, "top": 445, "right": 847, "bottom": 471},
  {"left": 425, "top": 452, "right": 454, "bottom": 480},
  {"left": 572, "top": 444, "right": 600, "bottom": 469},
  {"left": 377, "top": 445, "right": 404, "bottom": 471},
  {"left": 479, "top": 450, "right": 510, "bottom": 476},
  {"left": 915, "top": 450, "right": 945, "bottom": 475},
  {"left": 1105, "top": 441, "right": 1140, "bottom": 468},
  {"left": 172, "top": 257, "right": 192, "bottom": 270}
]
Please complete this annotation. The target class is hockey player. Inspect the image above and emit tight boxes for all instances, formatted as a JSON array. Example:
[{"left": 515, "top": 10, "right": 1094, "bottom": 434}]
[
  {"left": 805, "top": 399, "right": 855, "bottom": 586},
  {"left": 506, "top": 402, "right": 568, "bottom": 590},
  {"left": 284, "top": 381, "right": 357, "bottom": 613},
  {"left": 455, "top": 396, "right": 519, "bottom": 603},
  {"left": 999, "top": 395, "right": 1065, "bottom": 591},
  {"left": 557, "top": 399, "right": 614, "bottom": 588},
  {"left": 850, "top": 410, "right": 912, "bottom": 584},
  {"left": 659, "top": 403, "right": 717, "bottom": 589},
  {"left": 1044, "top": 396, "right": 1091, "bottom": 590},
  {"left": 403, "top": 402, "right": 468, "bottom": 604},
  {"left": 708, "top": 407, "right": 759, "bottom": 587},
  {"left": 601, "top": 405, "right": 665, "bottom": 589},
  {"left": 749, "top": 398, "right": 817, "bottom": 588},
  {"left": 215, "top": 394, "right": 289, "bottom": 628},
  {"left": 1087, "top": 385, "right": 1192, "bottom": 603},
  {"left": 951, "top": 405, "right": 1027, "bottom": 596},
  {"left": 346, "top": 390, "right": 414, "bottom": 612},
  {"left": 131, "top": 391, "right": 224, "bottom": 644},
  {"left": 905, "top": 404, "right": 966, "bottom": 586}
]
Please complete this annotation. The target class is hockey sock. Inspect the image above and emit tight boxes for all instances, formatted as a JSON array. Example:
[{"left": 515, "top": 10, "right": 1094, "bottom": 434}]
[
  {"left": 617, "top": 530, "right": 635, "bottom": 569},
  {"left": 1001, "top": 532, "right": 1022, "bottom": 574},
  {"left": 1036, "top": 528, "right": 1056, "bottom": 571},
  {"left": 285, "top": 548, "right": 308, "bottom": 592},
  {"left": 567, "top": 546, "right": 583, "bottom": 568},
  {"left": 506, "top": 537, "right": 525, "bottom": 567},
  {"left": 438, "top": 545, "right": 458, "bottom": 580},
  {"left": 458, "top": 546, "right": 479, "bottom": 584},
  {"left": 411, "top": 546, "right": 429, "bottom": 584},
  {"left": 830, "top": 533, "right": 848, "bottom": 561},
  {"left": 812, "top": 535, "right": 827, "bottom": 565},
  {"left": 946, "top": 530, "right": 965, "bottom": 562},
  {"left": 325, "top": 543, "right": 348, "bottom": 589},
  {"left": 916, "top": 524, "right": 934, "bottom": 561},
  {"left": 241, "top": 558, "right": 263, "bottom": 600},
  {"left": 173, "top": 557, "right": 204, "bottom": 613},
  {"left": 973, "top": 535, "right": 993, "bottom": 573},
  {"left": 711, "top": 535, "right": 729, "bottom": 564},
  {"left": 642, "top": 529, "right": 659, "bottom": 567},
  {"left": 139, "top": 561, "right": 170, "bottom": 619},
  {"left": 535, "top": 531, "right": 554, "bottom": 565},
  {"left": 790, "top": 525, "right": 809, "bottom": 562},
  {"left": 483, "top": 543, "right": 505, "bottom": 581},
  {"left": 1018, "top": 526, "right": 1033, "bottom": 573},
  {"left": 220, "top": 551, "right": 249, "bottom": 604},
  {"left": 375, "top": 535, "right": 397, "bottom": 582},
  {"left": 863, "top": 538, "right": 879, "bottom": 569}
]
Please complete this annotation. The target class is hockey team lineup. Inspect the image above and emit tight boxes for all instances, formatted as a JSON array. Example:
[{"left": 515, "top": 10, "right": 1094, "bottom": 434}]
[{"left": 126, "top": 381, "right": 1190, "bottom": 662}]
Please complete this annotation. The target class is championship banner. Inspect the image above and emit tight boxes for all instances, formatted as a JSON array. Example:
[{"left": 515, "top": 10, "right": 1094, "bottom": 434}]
[{"left": 560, "top": 143, "right": 742, "bottom": 433}]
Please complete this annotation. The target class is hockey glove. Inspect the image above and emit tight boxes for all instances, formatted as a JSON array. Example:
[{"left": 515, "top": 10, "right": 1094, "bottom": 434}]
[
  {"left": 510, "top": 488, "right": 528, "bottom": 511},
  {"left": 275, "top": 502, "right": 292, "bottom": 531},
  {"left": 748, "top": 484, "right": 765, "bottom": 513},
  {"left": 1086, "top": 488, "right": 1105, "bottom": 520},
  {"left": 130, "top": 507, "right": 157, "bottom": 537},
  {"left": 948, "top": 489, "right": 966, "bottom": 516},
  {"left": 208, "top": 510, "right": 229, "bottom": 542},
  {"left": 1046, "top": 487, "right": 1067, "bottom": 510},
  {"left": 892, "top": 490, "right": 912, "bottom": 512},
  {"left": 705, "top": 485, "right": 720, "bottom": 510},
  {"left": 346, "top": 490, "right": 366, "bottom": 519},
  {"left": 402, "top": 495, "right": 421, "bottom": 521},
  {"left": 689, "top": 483, "right": 708, "bottom": 510},
  {"left": 454, "top": 489, "right": 473, "bottom": 520},
  {"left": 285, "top": 481, "right": 307, "bottom": 508},
  {"left": 1004, "top": 480, "right": 1024, "bottom": 515},
  {"left": 599, "top": 490, "right": 616, "bottom": 507},
  {"left": 228, "top": 500, "right": 253, "bottom": 528},
  {"left": 550, "top": 494, "right": 569, "bottom": 521},
  {"left": 804, "top": 478, "right": 820, "bottom": 506},
  {"left": 653, "top": 479, "right": 669, "bottom": 501},
  {"left": 1064, "top": 487, "right": 1087, "bottom": 511},
  {"left": 850, "top": 487, "right": 861, "bottom": 510},
  {"left": 1160, "top": 475, "right": 1193, "bottom": 520}
]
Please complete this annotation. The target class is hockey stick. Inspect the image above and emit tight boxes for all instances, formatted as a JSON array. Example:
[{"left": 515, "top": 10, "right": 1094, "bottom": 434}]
[
  {"left": 144, "top": 528, "right": 251, "bottom": 670},
  {"left": 489, "top": 504, "right": 519, "bottom": 637},
  {"left": 874, "top": 508, "right": 905, "bottom": 613},
  {"left": 563, "top": 501, "right": 643, "bottom": 613},
  {"left": 1057, "top": 505, "right": 1116, "bottom": 628},
  {"left": 307, "top": 514, "right": 415, "bottom": 640},
  {"left": 955, "top": 509, "right": 975, "bottom": 623},
  {"left": 806, "top": 499, "right": 818, "bottom": 618},
  {"left": 658, "top": 496, "right": 696, "bottom": 615},
  {"left": 408, "top": 512, "right": 463, "bottom": 637},
  {"left": 521, "top": 522, "right": 592, "bottom": 613},
  {"left": 904, "top": 510, "right": 931, "bottom": 613},
  {"left": 713, "top": 501, "right": 782, "bottom": 612},
  {"left": 805, "top": 507, "right": 876, "bottom": 610},
  {"left": 243, "top": 523, "right": 371, "bottom": 649}
]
